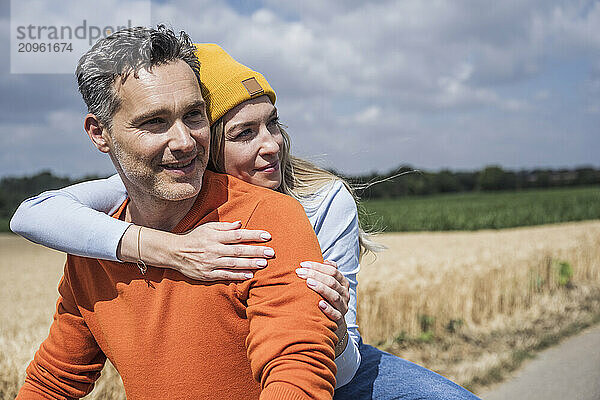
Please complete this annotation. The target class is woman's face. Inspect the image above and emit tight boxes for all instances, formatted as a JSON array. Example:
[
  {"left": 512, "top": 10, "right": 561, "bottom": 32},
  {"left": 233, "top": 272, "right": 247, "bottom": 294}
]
[{"left": 221, "top": 95, "right": 283, "bottom": 189}]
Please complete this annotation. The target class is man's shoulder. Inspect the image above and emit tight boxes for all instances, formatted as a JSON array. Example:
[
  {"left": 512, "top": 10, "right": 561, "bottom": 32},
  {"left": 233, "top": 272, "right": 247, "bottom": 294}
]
[
  {"left": 204, "top": 171, "right": 270, "bottom": 196},
  {"left": 205, "top": 171, "right": 302, "bottom": 209}
]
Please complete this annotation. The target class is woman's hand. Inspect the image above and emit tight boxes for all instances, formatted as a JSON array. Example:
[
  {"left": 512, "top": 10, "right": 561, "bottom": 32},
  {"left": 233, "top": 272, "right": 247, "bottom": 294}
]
[
  {"left": 295, "top": 260, "right": 350, "bottom": 325},
  {"left": 119, "top": 221, "right": 274, "bottom": 281}
]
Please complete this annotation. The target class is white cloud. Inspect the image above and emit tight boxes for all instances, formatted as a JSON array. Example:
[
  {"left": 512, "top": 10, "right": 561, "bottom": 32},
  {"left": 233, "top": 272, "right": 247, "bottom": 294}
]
[
  {"left": 535, "top": 90, "right": 551, "bottom": 100},
  {"left": 354, "top": 106, "right": 382, "bottom": 125}
]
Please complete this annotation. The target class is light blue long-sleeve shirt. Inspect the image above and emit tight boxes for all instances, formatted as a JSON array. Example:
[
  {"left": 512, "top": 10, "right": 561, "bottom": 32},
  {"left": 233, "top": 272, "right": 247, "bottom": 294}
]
[{"left": 10, "top": 175, "right": 362, "bottom": 387}]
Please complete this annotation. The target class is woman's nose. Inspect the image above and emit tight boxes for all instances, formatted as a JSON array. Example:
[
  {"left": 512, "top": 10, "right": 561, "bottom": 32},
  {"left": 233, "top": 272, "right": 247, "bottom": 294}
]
[{"left": 258, "top": 125, "right": 280, "bottom": 155}]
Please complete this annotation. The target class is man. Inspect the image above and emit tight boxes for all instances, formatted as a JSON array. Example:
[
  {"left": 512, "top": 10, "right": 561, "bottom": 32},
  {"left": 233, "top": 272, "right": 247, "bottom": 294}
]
[{"left": 17, "top": 26, "right": 337, "bottom": 399}]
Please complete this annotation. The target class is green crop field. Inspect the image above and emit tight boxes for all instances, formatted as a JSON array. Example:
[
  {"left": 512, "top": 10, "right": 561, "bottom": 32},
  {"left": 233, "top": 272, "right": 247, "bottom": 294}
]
[
  {"left": 2, "top": 186, "right": 599, "bottom": 234},
  {"left": 361, "top": 185, "right": 600, "bottom": 232}
]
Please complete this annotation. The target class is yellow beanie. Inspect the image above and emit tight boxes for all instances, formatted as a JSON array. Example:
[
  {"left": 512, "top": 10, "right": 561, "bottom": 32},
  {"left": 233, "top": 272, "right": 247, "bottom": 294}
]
[{"left": 193, "top": 43, "right": 276, "bottom": 125}]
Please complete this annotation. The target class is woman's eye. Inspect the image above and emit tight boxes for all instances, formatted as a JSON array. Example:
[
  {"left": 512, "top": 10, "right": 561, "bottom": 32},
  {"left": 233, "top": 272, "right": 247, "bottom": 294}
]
[
  {"left": 267, "top": 117, "right": 279, "bottom": 126},
  {"left": 236, "top": 129, "right": 253, "bottom": 140}
]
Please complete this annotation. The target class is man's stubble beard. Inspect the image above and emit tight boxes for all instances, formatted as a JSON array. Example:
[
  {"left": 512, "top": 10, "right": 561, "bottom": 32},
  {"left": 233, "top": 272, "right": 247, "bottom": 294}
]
[{"left": 110, "top": 136, "right": 208, "bottom": 202}]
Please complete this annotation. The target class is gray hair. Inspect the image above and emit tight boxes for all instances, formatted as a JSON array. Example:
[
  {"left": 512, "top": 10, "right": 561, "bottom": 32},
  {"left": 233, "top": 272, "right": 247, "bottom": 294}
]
[{"left": 76, "top": 25, "right": 200, "bottom": 131}]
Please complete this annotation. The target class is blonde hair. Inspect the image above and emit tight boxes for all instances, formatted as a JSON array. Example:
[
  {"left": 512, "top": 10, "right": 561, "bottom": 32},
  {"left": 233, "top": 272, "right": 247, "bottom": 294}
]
[{"left": 207, "top": 119, "right": 383, "bottom": 259}]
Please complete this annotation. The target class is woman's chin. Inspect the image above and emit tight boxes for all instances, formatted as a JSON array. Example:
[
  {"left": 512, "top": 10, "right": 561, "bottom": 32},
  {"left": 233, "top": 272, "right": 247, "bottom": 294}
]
[{"left": 251, "top": 174, "right": 282, "bottom": 190}]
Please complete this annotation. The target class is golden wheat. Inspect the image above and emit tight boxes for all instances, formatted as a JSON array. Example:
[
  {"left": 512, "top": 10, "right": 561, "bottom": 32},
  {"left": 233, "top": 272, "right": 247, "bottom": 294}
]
[
  {"left": 359, "top": 220, "right": 600, "bottom": 343},
  {"left": 0, "top": 236, "right": 125, "bottom": 399}
]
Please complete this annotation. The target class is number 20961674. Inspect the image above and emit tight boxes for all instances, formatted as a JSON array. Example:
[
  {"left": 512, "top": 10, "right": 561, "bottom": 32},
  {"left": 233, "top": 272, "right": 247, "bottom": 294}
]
[{"left": 18, "top": 42, "right": 73, "bottom": 52}]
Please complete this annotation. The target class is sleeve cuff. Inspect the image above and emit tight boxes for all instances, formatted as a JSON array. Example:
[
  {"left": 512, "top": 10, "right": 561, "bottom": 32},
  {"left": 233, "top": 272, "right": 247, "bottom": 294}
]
[
  {"left": 86, "top": 218, "right": 132, "bottom": 262},
  {"left": 334, "top": 333, "right": 361, "bottom": 388},
  {"left": 260, "top": 382, "right": 317, "bottom": 400}
]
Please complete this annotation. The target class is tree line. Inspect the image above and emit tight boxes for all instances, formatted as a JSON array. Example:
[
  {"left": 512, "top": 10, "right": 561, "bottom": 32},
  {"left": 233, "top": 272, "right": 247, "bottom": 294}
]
[
  {"left": 346, "top": 165, "right": 600, "bottom": 199},
  {"left": 0, "top": 171, "right": 102, "bottom": 230},
  {"left": 1, "top": 166, "right": 599, "bottom": 230}
]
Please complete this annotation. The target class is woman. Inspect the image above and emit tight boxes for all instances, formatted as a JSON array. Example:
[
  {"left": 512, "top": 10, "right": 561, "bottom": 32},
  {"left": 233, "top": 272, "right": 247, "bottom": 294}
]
[{"left": 11, "top": 44, "right": 479, "bottom": 399}]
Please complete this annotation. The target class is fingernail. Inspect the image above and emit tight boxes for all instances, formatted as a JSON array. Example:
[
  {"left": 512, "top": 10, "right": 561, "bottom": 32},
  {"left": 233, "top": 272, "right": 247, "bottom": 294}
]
[
  {"left": 300, "top": 261, "right": 312, "bottom": 268},
  {"left": 257, "top": 259, "right": 267, "bottom": 267},
  {"left": 306, "top": 278, "right": 317, "bottom": 287},
  {"left": 319, "top": 300, "right": 328, "bottom": 310},
  {"left": 260, "top": 232, "right": 271, "bottom": 240},
  {"left": 264, "top": 248, "right": 275, "bottom": 257},
  {"left": 244, "top": 272, "right": 254, "bottom": 279},
  {"left": 295, "top": 268, "right": 307, "bottom": 278}
]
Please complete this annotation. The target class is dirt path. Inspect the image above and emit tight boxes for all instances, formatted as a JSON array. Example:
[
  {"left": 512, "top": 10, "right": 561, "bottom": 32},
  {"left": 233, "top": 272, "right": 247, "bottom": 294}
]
[{"left": 480, "top": 324, "right": 600, "bottom": 400}]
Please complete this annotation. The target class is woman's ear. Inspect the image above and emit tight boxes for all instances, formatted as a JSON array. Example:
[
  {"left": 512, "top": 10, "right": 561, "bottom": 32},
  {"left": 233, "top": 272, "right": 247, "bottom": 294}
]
[{"left": 84, "top": 114, "right": 111, "bottom": 153}]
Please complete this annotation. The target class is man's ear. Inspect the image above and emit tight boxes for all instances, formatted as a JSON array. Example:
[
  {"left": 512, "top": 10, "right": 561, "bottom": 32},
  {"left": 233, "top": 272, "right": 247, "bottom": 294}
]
[{"left": 84, "top": 114, "right": 111, "bottom": 153}]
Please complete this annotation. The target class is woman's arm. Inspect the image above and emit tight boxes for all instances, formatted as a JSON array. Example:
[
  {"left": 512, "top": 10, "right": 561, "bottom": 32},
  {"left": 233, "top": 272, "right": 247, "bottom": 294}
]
[
  {"left": 10, "top": 174, "right": 274, "bottom": 280},
  {"left": 297, "top": 180, "right": 363, "bottom": 388},
  {"left": 120, "top": 222, "right": 275, "bottom": 281},
  {"left": 10, "top": 174, "right": 130, "bottom": 261}
]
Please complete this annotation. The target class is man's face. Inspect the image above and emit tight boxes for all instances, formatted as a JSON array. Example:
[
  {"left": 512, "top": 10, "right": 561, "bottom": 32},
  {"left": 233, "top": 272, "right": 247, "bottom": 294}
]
[{"left": 106, "top": 60, "right": 210, "bottom": 202}]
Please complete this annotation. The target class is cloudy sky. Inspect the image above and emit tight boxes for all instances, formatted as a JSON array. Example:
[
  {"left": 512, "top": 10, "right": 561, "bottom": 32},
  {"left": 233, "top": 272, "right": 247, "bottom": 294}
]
[{"left": 1, "top": 0, "right": 599, "bottom": 178}]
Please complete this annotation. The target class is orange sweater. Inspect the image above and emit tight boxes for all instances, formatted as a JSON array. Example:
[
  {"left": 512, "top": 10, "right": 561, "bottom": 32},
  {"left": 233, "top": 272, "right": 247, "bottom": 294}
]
[{"left": 17, "top": 171, "right": 337, "bottom": 400}]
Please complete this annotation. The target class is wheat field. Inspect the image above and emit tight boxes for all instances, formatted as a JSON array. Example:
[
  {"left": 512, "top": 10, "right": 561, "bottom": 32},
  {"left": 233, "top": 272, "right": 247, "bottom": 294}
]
[
  {"left": 0, "top": 235, "right": 125, "bottom": 399},
  {"left": 359, "top": 220, "right": 600, "bottom": 341},
  {"left": 1, "top": 220, "right": 599, "bottom": 398},
  {"left": 358, "top": 220, "right": 600, "bottom": 390}
]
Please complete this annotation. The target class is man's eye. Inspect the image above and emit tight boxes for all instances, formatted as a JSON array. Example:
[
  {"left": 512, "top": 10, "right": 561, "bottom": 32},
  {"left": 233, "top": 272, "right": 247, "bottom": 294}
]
[
  {"left": 142, "top": 117, "right": 164, "bottom": 126},
  {"left": 267, "top": 117, "right": 280, "bottom": 126},
  {"left": 186, "top": 110, "right": 205, "bottom": 120}
]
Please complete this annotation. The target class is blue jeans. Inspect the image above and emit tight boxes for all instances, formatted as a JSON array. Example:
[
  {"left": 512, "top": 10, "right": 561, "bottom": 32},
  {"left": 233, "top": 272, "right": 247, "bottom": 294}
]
[{"left": 334, "top": 340, "right": 481, "bottom": 400}]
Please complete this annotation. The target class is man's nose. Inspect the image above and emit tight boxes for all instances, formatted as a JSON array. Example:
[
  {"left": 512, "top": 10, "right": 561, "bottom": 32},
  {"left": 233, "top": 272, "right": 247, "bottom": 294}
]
[
  {"left": 169, "top": 120, "right": 196, "bottom": 153},
  {"left": 258, "top": 125, "right": 280, "bottom": 156}
]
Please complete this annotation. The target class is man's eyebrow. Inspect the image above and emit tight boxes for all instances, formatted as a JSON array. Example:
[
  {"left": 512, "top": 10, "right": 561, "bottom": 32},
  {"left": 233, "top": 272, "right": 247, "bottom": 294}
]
[
  {"left": 184, "top": 100, "right": 207, "bottom": 112},
  {"left": 131, "top": 108, "right": 168, "bottom": 126},
  {"left": 131, "top": 100, "right": 206, "bottom": 126}
]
